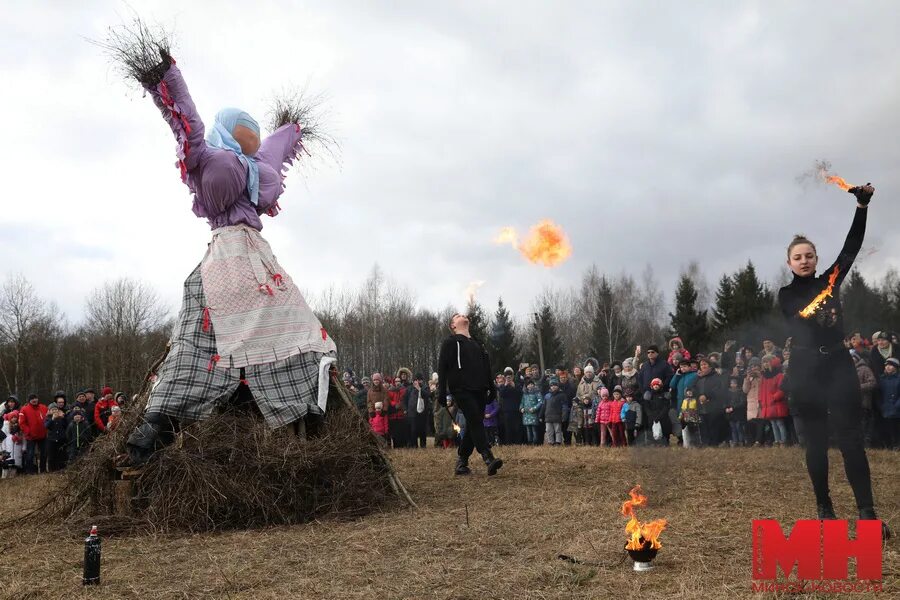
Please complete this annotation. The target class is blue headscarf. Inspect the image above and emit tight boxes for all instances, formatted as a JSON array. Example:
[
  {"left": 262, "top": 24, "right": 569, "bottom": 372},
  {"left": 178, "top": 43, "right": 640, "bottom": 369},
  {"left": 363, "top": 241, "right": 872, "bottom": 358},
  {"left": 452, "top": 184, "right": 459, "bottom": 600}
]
[{"left": 206, "top": 108, "right": 261, "bottom": 206}]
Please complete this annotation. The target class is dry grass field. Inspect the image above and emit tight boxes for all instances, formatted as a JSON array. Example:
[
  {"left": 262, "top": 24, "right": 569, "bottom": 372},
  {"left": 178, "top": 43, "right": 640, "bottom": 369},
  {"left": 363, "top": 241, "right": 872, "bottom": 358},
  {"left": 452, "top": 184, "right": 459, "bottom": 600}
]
[{"left": 0, "top": 445, "right": 897, "bottom": 599}]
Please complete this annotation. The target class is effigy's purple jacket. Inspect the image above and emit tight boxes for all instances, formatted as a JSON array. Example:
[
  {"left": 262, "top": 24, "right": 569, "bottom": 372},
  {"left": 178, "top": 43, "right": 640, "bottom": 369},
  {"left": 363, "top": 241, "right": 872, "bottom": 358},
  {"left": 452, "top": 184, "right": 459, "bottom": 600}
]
[{"left": 146, "top": 63, "right": 305, "bottom": 231}]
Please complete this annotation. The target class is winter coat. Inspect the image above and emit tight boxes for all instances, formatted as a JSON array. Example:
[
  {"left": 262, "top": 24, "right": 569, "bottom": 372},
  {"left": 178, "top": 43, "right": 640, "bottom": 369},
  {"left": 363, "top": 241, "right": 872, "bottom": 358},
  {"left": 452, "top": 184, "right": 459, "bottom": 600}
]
[
  {"left": 725, "top": 389, "right": 747, "bottom": 421},
  {"left": 433, "top": 403, "right": 456, "bottom": 442},
  {"left": 543, "top": 391, "right": 566, "bottom": 424},
  {"left": 44, "top": 414, "right": 68, "bottom": 444},
  {"left": 669, "top": 370, "right": 698, "bottom": 406},
  {"left": 609, "top": 399, "right": 625, "bottom": 424},
  {"left": 18, "top": 403, "right": 48, "bottom": 441},
  {"left": 93, "top": 399, "right": 119, "bottom": 432},
  {"left": 622, "top": 400, "right": 643, "bottom": 429},
  {"left": 758, "top": 362, "right": 787, "bottom": 420},
  {"left": 637, "top": 359, "right": 674, "bottom": 394},
  {"left": 567, "top": 403, "right": 584, "bottom": 432},
  {"left": 619, "top": 369, "right": 639, "bottom": 394},
  {"left": 558, "top": 379, "right": 576, "bottom": 423},
  {"left": 668, "top": 337, "right": 691, "bottom": 367},
  {"left": 743, "top": 374, "right": 762, "bottom": 420},
  {"left": 369, "top": 412, "right": 389, "bottom": 436},
  {"left": 581, "top": 397, "right": 598, "bottom": 426},
  {"left": 596, "top": 399, "right": 613, "bottom": 424},
  {"left": 483, "top": 399, "right": 499, "bottom": 428},
  {"left": 642, "top": 390, "right": 670, "bottom": 424},
  {"left": 499, "top": 384, "right": 523, "bottom": 415},
  {"left": 869, "top": 344, "right": 895, "bottom": 379},
  {"left": 1, "top": 420, "right": 24, "bottom": 468},
  {"left": 855, "top": 360, "right": 878, "bottom": 410},
  {"left": 576, "top": 376, "right": 599, "bottom": 404},
  {"left": 693, "top": 370, "right": 726, "bottom": 416},
  {"left": 520, "top": 391, "right": 542, "bottom": 426},
  {"left": 366, "top": 385, "right": 389, "bottom": 418},
  {"left": 354, "top": 387, "right": 369, "bottom": 416},
  {"left": 66, "top": 420, "right": 93, "bottom": 460},
  {"left": 878, "top": 372, "right": 900, "bottom": 419},
  {"left": 437, "top": 334, "right": 495, "bottom": 402}
]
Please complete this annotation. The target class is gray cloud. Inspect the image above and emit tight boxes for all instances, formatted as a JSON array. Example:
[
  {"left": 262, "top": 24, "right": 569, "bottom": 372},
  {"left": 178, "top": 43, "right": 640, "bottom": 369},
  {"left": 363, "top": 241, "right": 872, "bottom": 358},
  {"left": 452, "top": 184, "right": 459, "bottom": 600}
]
[{"left": 3, "top": 1, "right": 900, "bottom": 323}]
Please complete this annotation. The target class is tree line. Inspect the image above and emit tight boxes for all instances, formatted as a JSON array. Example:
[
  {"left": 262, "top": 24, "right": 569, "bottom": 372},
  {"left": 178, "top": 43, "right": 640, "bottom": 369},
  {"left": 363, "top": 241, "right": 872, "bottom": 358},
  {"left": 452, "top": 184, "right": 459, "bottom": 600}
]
[{"left": 3, "top": 261, "right": 899, "bottom": 400}]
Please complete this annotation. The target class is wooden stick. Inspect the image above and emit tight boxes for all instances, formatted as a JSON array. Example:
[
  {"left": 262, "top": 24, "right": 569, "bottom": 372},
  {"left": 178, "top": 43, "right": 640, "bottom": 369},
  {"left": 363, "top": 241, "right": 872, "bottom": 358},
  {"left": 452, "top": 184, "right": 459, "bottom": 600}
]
[{"left": 329, "top": 373, "right": 418, "bottom": 510}]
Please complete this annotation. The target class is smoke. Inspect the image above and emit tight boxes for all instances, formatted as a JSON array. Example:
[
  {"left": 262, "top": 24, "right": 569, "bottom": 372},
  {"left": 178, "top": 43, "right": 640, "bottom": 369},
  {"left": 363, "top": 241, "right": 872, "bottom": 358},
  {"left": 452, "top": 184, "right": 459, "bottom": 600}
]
[{"left": 465, "top": 280, "right": 485, "bottom": 304}]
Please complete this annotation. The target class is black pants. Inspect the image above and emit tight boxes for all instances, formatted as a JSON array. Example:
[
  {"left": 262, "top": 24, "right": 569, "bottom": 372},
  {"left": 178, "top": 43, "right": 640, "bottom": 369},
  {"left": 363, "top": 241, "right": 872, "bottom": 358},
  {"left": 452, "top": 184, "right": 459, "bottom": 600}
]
[
  {"left": 582, "top": 425, "right": 599, "bottom": 446},
  {"left": 388, "top": 419, "right": 408, "bottom": 449},
  {"left": 408, "top": 414, "right": 428, "bottom": 448},
  {"left": 793, "top": 353, "right": 874, "bottom": 511},
  {"left": 47, "top": 440, "right": 67, "bottom": 472},
  {"left": 453, "top": 390, "right": 490, "bottom": 461},
  {"left": 501, "top": 412, "right": 522, "bottom": 444}
]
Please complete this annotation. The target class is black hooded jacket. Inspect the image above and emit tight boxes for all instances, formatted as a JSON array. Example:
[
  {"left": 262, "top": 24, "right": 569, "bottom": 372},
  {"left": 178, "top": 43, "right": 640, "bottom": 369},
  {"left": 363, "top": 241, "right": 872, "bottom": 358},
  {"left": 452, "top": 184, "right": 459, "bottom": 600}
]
[{"left": 438, "top": 334, "right": 495, "bottom": 405}]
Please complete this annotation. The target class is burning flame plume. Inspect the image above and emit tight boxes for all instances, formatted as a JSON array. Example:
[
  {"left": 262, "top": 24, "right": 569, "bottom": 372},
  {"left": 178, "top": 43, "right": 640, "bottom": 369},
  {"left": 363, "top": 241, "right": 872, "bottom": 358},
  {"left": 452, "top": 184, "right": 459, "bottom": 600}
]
[
  {"left": 494, "top": 220, "right": 572, "bottom": 268},
  {"left": 816, "top": 161, "right": 853, "bottom": 191},
  {"left": 799, "top": 265, "right": 840, "bottom": 319},
  {"left": 621, "top": 485, "right": 667, "bottom": 550}
]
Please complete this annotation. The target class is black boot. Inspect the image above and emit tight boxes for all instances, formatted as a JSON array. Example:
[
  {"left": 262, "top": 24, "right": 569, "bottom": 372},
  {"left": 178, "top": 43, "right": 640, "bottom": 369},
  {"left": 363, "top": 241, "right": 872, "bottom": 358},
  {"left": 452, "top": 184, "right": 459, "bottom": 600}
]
[
  {"left": 817, "top": 500, "right": 837, "bottom": 520},
  {"left": 482, "top": 450, "right": 503, "bottom": 476},
  {"left": 859, "top": 507, "right": 892, "bottom": 541},
  {"left": 454, "top": 456, "right": 471, "bottom": 476}
]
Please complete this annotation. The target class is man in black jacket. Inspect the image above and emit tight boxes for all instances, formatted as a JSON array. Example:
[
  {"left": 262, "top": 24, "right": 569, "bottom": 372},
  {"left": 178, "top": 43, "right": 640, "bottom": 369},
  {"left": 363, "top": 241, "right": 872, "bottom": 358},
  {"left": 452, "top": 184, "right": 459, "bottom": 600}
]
[{"left": 438, "top": 313, "right": 504, "bottom": 476}]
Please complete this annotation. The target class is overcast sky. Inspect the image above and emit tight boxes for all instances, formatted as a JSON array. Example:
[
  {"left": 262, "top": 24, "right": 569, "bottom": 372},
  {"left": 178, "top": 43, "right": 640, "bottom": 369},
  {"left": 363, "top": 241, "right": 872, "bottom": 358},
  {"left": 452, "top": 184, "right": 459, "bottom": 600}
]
[{"left": 3, "top": 1, "right": 900, "bottom": 324}]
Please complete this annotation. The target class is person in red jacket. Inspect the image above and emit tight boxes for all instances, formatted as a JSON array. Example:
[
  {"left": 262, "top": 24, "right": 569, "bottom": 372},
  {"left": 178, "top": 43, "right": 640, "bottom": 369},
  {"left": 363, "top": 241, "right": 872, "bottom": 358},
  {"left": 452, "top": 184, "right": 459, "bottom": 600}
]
[
  {"left": 759, "top": 355, "right": 788, "bottom": 446},
  {"left": 19, "top": 394, "right": 48, "bottom": 474},
  {"left": 93, "top": 386, "right": 120, "bottom": 434}
]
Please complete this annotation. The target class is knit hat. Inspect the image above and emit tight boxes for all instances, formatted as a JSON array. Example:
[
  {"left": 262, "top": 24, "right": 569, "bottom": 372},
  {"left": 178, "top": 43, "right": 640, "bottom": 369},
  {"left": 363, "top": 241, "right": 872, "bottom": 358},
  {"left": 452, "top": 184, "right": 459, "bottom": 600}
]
[
  {"left": 887, "top": 358, "right": 900, "bottom": 369},
  {"left": 362, "top": 377, "right": 372, "bottom": 385},
  {"left": 584, "top": 365, "right": 595, "bottom": 373},
  {"left": 54, "top": 390, "right": 66, "bottom": 400},
  {"left": 613, "top": 385, "right": 623, "bottom": 393},
  {"left": 414, "top": 373, "right": 425, "bottom": 381},
  {"left": 748, "top": 357, "right": 762, "bottom": 368},
  {"left": 374, "top": 401, "right": 383, "bottom": 411},
  {"left": 549, "top": 377, "right": 560, "bottom": 387},
  {"left": 111, "top": 405, "right": 121, "bottom": 413},
  {"left": 876, "top": 331, "right": 890, "bottom": 341},
  {"left": 101, "top": 386, "right": 113, "bottom": 396},
  {"left": 3, "top": 410, "right": 19, "bottom": 421},
  {"left": 115, "top": 392, "right": 127, "bottom": 401},
  {"left": 600, "top": 388, "right": 609, "bottom": 397},
  {"left": 504, "top": 367, "right": 514, "bottom": 374},
  {"left": 647, "top": 345, "right": 660, "bottom": 354},
  {"left": 622, "top": 358, "right": 634, "bottom": 369},
  {"left": 651, "top": 378, "right": 663, "bottom": 388}
]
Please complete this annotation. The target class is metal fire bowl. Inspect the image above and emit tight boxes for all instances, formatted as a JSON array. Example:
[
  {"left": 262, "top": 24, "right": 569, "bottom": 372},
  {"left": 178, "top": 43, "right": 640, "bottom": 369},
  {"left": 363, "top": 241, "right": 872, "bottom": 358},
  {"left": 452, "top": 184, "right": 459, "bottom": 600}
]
[{"left": 625, "top": 543, "right": 658, "bottom": 564}]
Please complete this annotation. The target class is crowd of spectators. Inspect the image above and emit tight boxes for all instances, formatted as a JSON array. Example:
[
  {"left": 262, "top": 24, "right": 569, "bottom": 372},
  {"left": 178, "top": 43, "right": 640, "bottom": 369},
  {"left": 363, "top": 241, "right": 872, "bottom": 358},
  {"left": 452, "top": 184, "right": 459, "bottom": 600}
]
[{"left": 346, "top": 331, "right": 899, "bottom": 452}]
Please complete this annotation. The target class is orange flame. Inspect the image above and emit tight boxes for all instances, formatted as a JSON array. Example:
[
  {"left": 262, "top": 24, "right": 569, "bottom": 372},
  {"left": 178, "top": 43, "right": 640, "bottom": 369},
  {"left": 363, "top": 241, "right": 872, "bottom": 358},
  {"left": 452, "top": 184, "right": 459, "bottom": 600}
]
[
  {"left": 818, "top": 164, "right": 853, "bottom": 191},
  {"left": 798, "top": 265, "right": 840, "bottom": 319},
  {"left": 621, "top": 485, "right": 667, "bottom": 550},
  {"left": 452, "top": 422, "right": 461, "bottom": 434},
  {"left": 495, "top": 220, "right": 572, "bottom": 268}
]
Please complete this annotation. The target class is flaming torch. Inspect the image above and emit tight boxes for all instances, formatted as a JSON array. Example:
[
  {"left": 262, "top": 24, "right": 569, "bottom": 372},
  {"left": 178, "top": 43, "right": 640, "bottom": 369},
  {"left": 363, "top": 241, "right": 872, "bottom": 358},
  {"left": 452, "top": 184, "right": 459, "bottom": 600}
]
[
  {"left": 494, "top": 220, "right": 572, "bottom": 267},
  {"left": 621, "top": 485, "right": 667, "bottom": 572},
  {"left": 816, "top": 161, "right": 853, "bottom": 191}
]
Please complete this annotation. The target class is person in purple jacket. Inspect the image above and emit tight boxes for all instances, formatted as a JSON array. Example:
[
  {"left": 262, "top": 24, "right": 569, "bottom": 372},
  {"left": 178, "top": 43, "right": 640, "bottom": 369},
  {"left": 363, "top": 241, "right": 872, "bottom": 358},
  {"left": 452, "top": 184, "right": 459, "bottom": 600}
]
[
  {"left": 106, "top": 28, "right": 338, "bottom": 464},
  {"left": 483, "top": 396, "right": 500, "bottom": 447}
]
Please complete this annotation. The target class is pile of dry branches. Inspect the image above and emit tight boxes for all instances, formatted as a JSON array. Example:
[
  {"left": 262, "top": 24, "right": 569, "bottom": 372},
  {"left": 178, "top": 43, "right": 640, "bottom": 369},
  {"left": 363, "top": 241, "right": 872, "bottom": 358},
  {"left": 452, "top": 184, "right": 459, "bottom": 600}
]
[{"left": 54, "top": 374, "right": 404, "bottom": 534}]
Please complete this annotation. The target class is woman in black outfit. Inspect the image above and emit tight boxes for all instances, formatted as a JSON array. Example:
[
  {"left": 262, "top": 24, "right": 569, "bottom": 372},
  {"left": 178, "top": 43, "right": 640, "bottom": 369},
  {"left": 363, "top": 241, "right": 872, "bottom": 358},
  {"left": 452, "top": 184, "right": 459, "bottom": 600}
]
[{"left": 778, "top": 183, "right": 889, "bottom": 539}]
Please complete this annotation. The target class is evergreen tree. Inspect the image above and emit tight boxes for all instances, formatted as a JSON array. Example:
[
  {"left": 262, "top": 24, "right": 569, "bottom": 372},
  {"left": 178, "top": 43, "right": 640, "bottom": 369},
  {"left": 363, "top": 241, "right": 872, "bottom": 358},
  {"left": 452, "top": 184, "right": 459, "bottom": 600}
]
[
  {"left": 465, "top": 298, "right": 489, "bottom": 346},
  {"left": 534, "top": 302, "right": 565, "bottom": 371},
  {"left": 710, "top": 274, "right": 735, "bottom": 340},
  {"left": 669, "top": 274, "right": 710, "bottom": 353},
  {"left": 842, "top": 269, "right": 888, "bottom": 340},
  {"left": 730, "top": 261, "right": 774, "bottom": 324},
  {"left": 589, "top": 276, "right": 631, "bottom": 363},
  {"left": 489, "top": 297, "right": 520, "bottom": 372}
]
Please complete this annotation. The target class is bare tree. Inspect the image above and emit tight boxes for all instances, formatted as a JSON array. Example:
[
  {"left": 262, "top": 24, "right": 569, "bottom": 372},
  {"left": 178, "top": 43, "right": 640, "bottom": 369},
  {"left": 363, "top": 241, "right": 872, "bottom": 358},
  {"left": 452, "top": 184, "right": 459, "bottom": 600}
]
[{"left": 0, "top": 274, "right": 47, "bottom": 397}]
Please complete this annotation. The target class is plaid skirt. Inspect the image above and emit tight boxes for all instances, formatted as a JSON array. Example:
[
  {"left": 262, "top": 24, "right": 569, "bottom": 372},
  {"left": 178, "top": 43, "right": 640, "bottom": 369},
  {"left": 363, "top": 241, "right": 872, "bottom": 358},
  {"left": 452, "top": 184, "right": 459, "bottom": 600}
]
[{"left": 145, "top": 265, "right": 334, "bottom": 428}]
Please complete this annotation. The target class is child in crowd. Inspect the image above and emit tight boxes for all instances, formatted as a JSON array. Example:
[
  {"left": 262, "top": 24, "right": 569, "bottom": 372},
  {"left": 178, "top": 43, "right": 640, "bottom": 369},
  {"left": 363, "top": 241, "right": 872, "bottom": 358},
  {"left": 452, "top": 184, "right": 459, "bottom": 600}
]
[
  {"left": 1, "top": 411, "right": 24, "bottom": 478},
  {"left": 66, "top": 408, "right": 93, "bottom": 462},
  {"left": 369, "top": 401, "right": 390, "bottom": 445},
  {"left": 743, "top": 357, "right": 767, "bottom": 446},
  {"left": 878, "top": 358, "right": 900, "bottom": 449},
  {"left": 621, "top": 391, "right": 642, "bottom": 445},
  {"left": 724, "top": 377, "right": 747, "bottom": 447},
  {"left": 433, "top": 392, "right": 455, "bottom": 449},
  {"left": 483, "top": 396, "right": 500, "bottom": 447},
  {"left": 568, "top": 395, "right": 585, "bottom": 445},
  {"left": 609, "top": 386, "right": 625, "bottom": 447},
  {"left": 44, "top": 406, "right": 69, "bottom": 472},
  {"left": 543, "top": 378, "right": 565, "bottom": 445},
  {"left": 520, "top": 381, "right": 543, "bottom": 445},
  {"left": 596, "top": 388, "right": 612, "bottom": 446},
  {"left": 679, "top": 387, "right": 701, "bottom": 448},
  {"left": 107, "top": 405, "right": 122, "bottom": 432},
  {"left": 580, "top": 394, "right": 598, "bottom": 446}
]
